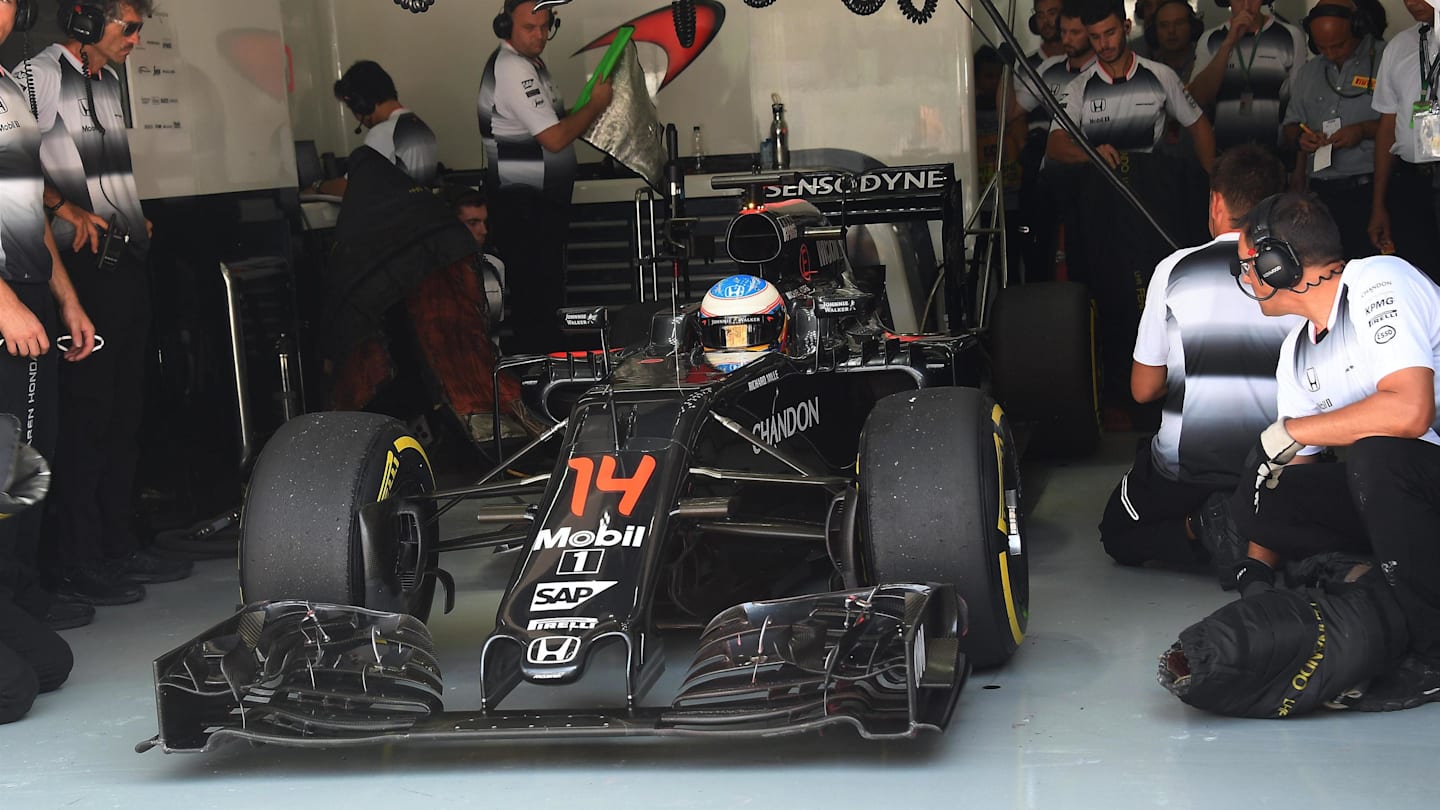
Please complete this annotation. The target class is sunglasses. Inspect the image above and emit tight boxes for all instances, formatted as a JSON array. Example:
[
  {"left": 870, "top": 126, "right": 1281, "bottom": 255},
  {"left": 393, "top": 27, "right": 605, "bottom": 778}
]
[{"left": 111, "top": 19, "right": 144, "bottom": 37}]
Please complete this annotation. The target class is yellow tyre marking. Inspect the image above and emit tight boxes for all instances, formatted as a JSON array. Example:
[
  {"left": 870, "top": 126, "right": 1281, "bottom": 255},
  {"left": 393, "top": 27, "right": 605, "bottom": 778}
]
[
  {"left": 379, "top": 436, "right": 434, "bottom": 501},
  {"left": 991, "top": 404, "right": 1007, "bottom": 534},
  {"left": 997, "top": 550, "right": 1025, "bottom": 645}
]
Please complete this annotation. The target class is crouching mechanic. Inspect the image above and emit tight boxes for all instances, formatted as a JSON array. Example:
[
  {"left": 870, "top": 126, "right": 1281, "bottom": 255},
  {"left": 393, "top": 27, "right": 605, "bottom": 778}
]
[
  {"left": 1099, "top": 144, "right": 1297, "bottom": 569},
  {"left": 1232, "top": 191, "right": 1440, "bottom": 711}
]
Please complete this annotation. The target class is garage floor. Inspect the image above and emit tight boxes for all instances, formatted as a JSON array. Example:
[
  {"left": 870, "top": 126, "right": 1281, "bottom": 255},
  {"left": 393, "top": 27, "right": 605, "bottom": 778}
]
[{"left": 3, "top": 432, "right": 1435, "bottom": 808}]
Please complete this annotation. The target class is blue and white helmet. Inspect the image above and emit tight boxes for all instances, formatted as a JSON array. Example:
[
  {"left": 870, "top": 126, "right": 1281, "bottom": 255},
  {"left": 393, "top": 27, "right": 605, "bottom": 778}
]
[{"left": 697, "top": 274, "right": 788, "bottom": 355}]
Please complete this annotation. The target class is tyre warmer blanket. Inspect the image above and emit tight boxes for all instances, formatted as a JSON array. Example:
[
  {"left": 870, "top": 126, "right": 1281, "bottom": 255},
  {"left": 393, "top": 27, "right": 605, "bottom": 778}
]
[
  {"left": 1158, "top": 554, "right": 1409, "bottom": 718},
  {"left": 321, "top": 146, "right": 524, "bottom": 427}
]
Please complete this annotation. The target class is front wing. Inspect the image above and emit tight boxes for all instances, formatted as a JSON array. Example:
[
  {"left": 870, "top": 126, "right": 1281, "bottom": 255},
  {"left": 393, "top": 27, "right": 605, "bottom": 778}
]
[{"left": 138, "top": 584, "right": 968, "bottom": 752}]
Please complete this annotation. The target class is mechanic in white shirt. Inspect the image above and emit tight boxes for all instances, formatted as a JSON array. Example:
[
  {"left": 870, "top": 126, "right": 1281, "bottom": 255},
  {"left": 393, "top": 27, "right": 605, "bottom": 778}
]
[
  {"left": 1231, "top": 191, "right": 1440, "bottom": 712},
  {"left": 313, "top": 60, "right": 438, "bottom": 196},
  {"left": 477, "top": 0, "right": 611, "bottom": 354},
  {"left": 1099, "top": 144, "right": 1297, "bottom": 573},
  {"left": 1367, "top": 0, "right": 1440, "bottom": 283}
]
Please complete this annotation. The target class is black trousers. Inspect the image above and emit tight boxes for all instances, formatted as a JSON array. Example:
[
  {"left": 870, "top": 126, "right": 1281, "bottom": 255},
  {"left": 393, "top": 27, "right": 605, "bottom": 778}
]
[
  {"left": 1309, "top": 176, "right": 1375, "bottom": 261},
  {"left": 1234, "top": 437, "right": 1440, "bottom": 662},
  {"left": 487, "top": 185, "right": 571, "bottom": 355},
  {"left": 1386, "top": 163, "right": 1440, "bottom": 285},
  {"left": 0, "top": 282, "right": 58, "bottom": 614},
  {"left": 46, "top": 251, "right": 150, "bottom": 572},
  {"left": 0, "top": 597, "right": 72, "bottom": 724},
  {"left": 1099, "top": 440, "right": 1218, "bottom": 566}
]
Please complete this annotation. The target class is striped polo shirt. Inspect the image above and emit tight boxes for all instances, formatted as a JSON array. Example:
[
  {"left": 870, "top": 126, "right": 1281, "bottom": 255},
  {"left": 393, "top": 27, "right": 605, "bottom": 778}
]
[
  {"left": 1194, "top": 17, "right": 1307, "bottom": 150},
  {"left": 1053, "top": 54, "right": 1202, "bottom": 152},
  {"left": 0, "top": 67, "right": 49, "bottom": 284},
  {"left": 477, "top": 40, "right": 577, "bottom": 204}
]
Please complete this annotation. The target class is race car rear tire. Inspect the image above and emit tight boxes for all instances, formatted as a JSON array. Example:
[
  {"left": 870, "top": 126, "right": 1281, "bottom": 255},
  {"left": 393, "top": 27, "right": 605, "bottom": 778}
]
[
  {"left": 990, "top": 281, "right": 1099, "bottom": 457},
  {"left": 858, "top": 388, "right": 1027, "bottom": 669},
  {"left": 239, "top": 412, "right": 438, "bottom": 621}
]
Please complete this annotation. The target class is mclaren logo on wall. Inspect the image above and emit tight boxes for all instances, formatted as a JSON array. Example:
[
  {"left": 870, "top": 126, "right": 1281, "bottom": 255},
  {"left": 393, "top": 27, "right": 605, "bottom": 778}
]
[{"left": 574, "top": 1, "right": 726, "bottom": 91}]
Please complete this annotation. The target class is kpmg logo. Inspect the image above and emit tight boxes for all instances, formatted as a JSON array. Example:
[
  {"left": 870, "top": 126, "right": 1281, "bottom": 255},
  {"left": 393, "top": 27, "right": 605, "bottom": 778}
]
[
  {"left": 531, "top": 581, "right": 618, "bottom": 612},
  {"left": 527, "top": 635, "right": 581, "bottom": 665}
]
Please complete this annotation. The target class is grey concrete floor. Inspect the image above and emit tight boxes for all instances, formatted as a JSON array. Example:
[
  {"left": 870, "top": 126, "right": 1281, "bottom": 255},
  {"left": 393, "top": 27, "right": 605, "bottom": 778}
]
[{"left": 2, "top": 432, "right": 1435, "bottom": 808}]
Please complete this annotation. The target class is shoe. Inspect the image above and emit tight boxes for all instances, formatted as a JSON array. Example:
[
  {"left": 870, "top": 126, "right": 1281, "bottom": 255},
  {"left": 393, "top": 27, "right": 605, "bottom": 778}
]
[
  {"left": 1193, "top": 492, "right": 1247, "bottom": 589},
  {"left": 112, "top": 549, "right": 193, "bottom": 584},
  {"left": 54, "top": 567, "right": 146, "bottom": 606},
  {"left": 42, "top": 599, "right": 95, "bottom": 630},
  {"left": 1326, "top": 655, "right": 1440, "bottom": 712}
]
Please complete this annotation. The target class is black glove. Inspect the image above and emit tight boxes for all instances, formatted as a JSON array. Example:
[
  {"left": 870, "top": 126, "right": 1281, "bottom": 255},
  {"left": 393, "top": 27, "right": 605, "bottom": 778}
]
[
  {"left": 1252, "top": 419, "right": 1302, "bottom": 511},
  {"left": 0, "top": 414, "right": 50, "bottom": 519},
  {"left": 1231, "top": 557, "right": 1276, "bottom": 596}
]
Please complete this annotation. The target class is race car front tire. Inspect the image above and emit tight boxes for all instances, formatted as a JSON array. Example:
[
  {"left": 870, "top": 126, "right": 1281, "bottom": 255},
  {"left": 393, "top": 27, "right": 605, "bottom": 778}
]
[
  {"left": 239, "top": 412, "right": 438, "bottom": 621},
  {"left": 858, "top": 388, "right": 1027, "bottom": 669}
]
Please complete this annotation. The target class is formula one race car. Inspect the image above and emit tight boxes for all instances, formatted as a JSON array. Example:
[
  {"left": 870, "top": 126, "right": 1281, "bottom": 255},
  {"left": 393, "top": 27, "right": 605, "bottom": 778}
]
[{"left": 139, "top": 166, "right": 1050, "bottom": 753}]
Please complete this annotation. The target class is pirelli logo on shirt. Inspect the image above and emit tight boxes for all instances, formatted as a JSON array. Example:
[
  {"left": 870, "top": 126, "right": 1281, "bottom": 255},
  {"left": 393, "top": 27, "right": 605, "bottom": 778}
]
[{"left": 1352, "top": 75, "right": 1375, "bottom": 91}]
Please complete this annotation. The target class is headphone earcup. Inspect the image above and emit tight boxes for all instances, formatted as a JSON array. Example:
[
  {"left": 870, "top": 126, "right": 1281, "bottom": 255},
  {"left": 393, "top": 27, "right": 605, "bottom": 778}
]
[
  {"left": 15, "top": 0, "right": 38, "bottom": 32},
  {"left": 1255, "top": 238, "right": 1303, "bottom": 290},
  {"left": 57, "top": 3, "right": 107, "bottom": 45},
  {"left": 493, "top": 10, "right": 512, "bottom": 39},
  {"left": 1028, "top": 13, "right": 1039, "bottom": 35},
  {"left": 1303, "top": 15, "right": 1318, "bottom": 55}
]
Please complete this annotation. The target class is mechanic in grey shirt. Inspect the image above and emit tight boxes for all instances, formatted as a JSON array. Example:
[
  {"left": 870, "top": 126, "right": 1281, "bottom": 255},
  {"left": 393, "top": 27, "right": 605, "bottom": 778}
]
[
  {"left": 1046, "top": 0, "right": 1215, "bottom": 421},
  {"left": 314, "top": 60, "right": 438, "bottom": 196},
  {"left": 1099, "top": 145, "right": 1295, "bottom": 571},
  {"left": 1368, "top": 0, "right": 1440, "bottom": 284},
  {"left": 1283, "top": 1, "right": 1384, "bottom": 260},
  {"left": 1189, "top": 0, "right": 1307, "bottom": 152}
]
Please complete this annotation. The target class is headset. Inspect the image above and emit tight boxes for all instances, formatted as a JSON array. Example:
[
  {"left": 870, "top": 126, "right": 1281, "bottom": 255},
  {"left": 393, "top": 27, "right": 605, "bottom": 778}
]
[
  {"left": 57, "top": 1, "right": 108, "bottom": 46},
  {"left": 493, "top": 0, "right": 560, "bottom": 41},
  {"left": 16, "top": 0, "right": 39, "bottom": 32},
  {"left": 1243, "top": 194, "right": 1305, "bottom": 292},
  {"left": 1302, "top": 3, "right": 1372, "bottom": 55},
  {"left": 334, "top": 76, "right": 376, "bottom": 121},
  {"left": 1144, "top": 0, "right": 1204, "bottom": 51}
]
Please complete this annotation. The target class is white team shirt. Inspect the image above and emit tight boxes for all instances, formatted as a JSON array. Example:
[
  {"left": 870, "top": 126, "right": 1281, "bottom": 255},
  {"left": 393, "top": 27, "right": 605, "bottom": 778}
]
[
  {"left": 1053, "top": 54, "right": 1202, "bottom": 152},
  {"left": 1276, "top": 255, "right": 1440, "bottom": 450},
  {"left": 1135, "top": 232, "right": 1302, "bottom": 483},
  {"left": 1372, "top": 22, "right": 1439, "bottom": 164}
]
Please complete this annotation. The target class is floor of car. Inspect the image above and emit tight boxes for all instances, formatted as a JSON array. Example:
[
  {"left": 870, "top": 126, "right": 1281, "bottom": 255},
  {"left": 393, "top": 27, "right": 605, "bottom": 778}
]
[{"left": 4, "top": 431, "right": 1434, "bottom": 808}]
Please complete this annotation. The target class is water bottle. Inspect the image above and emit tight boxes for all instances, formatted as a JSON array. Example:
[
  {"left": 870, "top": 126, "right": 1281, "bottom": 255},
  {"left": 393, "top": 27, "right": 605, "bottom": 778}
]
[
  {"left": 769, "top": 95, "right": 790, "bottom": 170},
  {"left": 692, "top": 125, "right": 705, "bottom": 172}
]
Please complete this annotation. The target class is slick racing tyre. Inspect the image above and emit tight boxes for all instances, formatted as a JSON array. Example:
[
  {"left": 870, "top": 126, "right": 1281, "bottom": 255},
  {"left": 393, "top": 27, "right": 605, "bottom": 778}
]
[
  {"left": 240, "top": 412, "right": 438, "bottom": 621},
  {"left": 990, "top": 281, "right": 1099, "bottom": 457},
  {"left": 859, "top": 388, "right": 1027, "bottom": 669}
]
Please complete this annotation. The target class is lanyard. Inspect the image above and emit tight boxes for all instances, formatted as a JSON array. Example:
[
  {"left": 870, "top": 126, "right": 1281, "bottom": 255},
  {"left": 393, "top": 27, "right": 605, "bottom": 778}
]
[
  {"left": 1235, "top": 22, "right": 1264, "bottom": 87},
  {"left": 1421, "top": 25, "right": 1440, "bottom": 101},
  {"left": 1324, "top": 41, "right": 1376, "bottom": 99}
]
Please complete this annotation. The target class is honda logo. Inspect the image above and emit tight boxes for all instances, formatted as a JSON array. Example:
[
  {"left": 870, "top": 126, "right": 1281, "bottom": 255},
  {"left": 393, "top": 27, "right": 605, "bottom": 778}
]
[
  {"left": 1089, "top": 98, "right": 1106, "bottom": 113},
  {"left": 527, "top": 635, "right": 581, "bottom": 665}
]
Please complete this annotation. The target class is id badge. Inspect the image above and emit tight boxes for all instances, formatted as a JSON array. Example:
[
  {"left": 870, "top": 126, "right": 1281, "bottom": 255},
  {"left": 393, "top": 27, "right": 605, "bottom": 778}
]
[
  {"left": 1416, "top": 105, "right": 1440, "bottom": 162},
  {"left": 1239, "top": 91, "right": 1254, "bottom": 113}
]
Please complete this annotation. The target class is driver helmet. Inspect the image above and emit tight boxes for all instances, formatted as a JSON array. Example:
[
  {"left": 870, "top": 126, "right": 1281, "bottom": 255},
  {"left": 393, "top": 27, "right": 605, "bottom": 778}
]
[{"left": 697, "top": 275, "right": 788, "bottom": 367}]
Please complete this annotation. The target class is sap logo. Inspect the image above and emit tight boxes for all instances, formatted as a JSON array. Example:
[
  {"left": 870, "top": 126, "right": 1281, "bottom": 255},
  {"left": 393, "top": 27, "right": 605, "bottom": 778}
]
[
  {"left": 528, "top": 617, "right": 598, "bottom": 632},
  {"left": 751, "top": 397, "right": 820, "bottom": 452},
  {"left": 557, "top": 548, "right": 605, "bottom": 576},
  {"left": 531, "top": 581, "right": 617, "bottom": 612},
  {"left": 1089, "top": 98, "right": 1106, "bottom": 113},
  {"left": 527, "top": 635, "right": 581, "bottom": 665},
  {"left": 532, "top": 515, "right": 647, "bottom": 551}
]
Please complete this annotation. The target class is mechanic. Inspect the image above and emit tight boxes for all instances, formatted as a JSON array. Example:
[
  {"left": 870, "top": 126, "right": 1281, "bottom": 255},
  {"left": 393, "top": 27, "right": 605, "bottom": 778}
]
[
  {"left": 0, "top": 414, "right": 74, "bottom": 725},
  {"left": 312, "top": 60, "right": 438, "bottom": 196},
  {"left": 12, "top": 0, "right": 192, "bottom": 607},
  {"left": 1229, "top": 191, "right": 1440, "bottom": 712},
  {"left": 0, "top": 0, "right": 96, "bottom": 632},
  {"left": 1130, "top": 0, "right": 1159, "bottom": 58},
  {"left": 1188, "top": 0, "right": 1307, "bottom": 153},
  {"left": 478, "top": 0, "right": 612, "bottom": 354},
  {"left": 1026, "top": 0, "right": 1067, "bottom": 66},
  {"left": 1007, "top": 0, "right": 1093, "bottom": 280},
  {"left": 1145, "top": 0, "right": 1202, "bottom": 82},
  {"left": 1098, "top": 144, "right": 1295, "bottom": 570},
  {"left": 1282, "top": 0, "right": 1385, "bottom": 260},
  {"left": 444, "top": 181, "right": 507, "bottom": 333},
  {"left": 1367, "top": 0, "right": 1440, "bottom": 284},
  {"left": 1045, "top": 0, "right": 1215, "bottom": 427}
]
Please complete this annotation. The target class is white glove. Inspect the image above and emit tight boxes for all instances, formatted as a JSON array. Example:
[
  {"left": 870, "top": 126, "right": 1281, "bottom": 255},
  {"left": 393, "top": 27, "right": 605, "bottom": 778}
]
[{"left": 1252, "top": 419, "right": 1302, "bottom": 510}]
